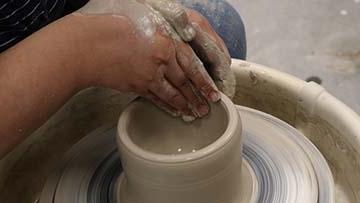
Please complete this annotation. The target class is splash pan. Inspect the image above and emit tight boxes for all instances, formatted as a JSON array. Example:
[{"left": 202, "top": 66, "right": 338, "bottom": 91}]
[{"left": 39, "top": 106, "right": 334, "bottom": 203}]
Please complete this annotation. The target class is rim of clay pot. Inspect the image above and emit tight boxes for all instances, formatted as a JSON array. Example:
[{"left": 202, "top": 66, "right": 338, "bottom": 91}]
[{"left": 118, "top": 93, "right": 239, "bottom": 163}]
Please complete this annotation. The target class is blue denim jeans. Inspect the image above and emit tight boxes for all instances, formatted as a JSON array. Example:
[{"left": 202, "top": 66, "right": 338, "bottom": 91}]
[{"left": 179, "top": 0, "right": 247, "bottom": 59}]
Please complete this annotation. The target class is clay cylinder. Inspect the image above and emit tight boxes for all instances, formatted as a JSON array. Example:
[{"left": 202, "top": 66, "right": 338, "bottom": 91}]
[{"left": 117, "top": 93, "right": 242, "bottom": 203}]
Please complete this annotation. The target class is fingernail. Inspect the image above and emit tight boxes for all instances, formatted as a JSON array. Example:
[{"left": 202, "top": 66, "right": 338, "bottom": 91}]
[
  {"left": 197, "top": 105, "right": 209, "bottom": 117},
  {"left": 210, "top": 91, "right": 221, "bottom": 102},
  {"left": 182, "top": 115, "right": 196, "bottom": 122}
]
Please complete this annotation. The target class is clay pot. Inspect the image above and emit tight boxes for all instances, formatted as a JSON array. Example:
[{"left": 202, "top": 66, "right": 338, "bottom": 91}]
[{"left": 116, "top": 93, "right": 242, "bottom": 203}]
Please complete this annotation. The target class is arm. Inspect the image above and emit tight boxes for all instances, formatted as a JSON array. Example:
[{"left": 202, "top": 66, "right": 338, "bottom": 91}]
[
  {"left": 0, "top": 14, "right": 131, "bottom": 157},
  {"left": 0, "top": 10, "right": 220, "bottom": 158}
]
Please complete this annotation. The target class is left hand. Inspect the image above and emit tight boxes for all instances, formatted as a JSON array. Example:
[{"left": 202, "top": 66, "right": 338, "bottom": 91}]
[
  {"left": 186, "top": 9, "right": 235, "bottom": 98},
  {"left": 146, "top": 0, "right": 235, "bottom": 98}
]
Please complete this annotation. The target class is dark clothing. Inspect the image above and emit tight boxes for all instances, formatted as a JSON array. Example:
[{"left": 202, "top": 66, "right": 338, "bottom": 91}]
[
  {"left": 0, "top": 0, "right": 65, "bottom": 52},
  {"left": 0, "top": 0, "right": 246, "bottom": 59}
]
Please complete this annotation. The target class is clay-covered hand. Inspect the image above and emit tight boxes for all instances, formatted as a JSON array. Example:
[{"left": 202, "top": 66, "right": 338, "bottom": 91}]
[
  {"left": 186, "top": 9, "right": 235, "bottom": 98},
  {"left": 146, "top": 1, "right": 235, "bottom": 98},
  {"left": 76, "top": 0, "right": 220, "bottom": 118}
]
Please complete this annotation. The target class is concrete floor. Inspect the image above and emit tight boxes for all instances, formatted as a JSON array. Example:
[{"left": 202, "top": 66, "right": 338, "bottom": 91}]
[{"left": 228, "top": 0, "right": 360, "bottom": 114}]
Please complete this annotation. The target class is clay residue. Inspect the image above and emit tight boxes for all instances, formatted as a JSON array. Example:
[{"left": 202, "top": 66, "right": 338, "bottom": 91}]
[
  {"left": 77, "top": 0, "right": 180, "bottom": 40},
  {"left": 333, "top": 50, "right": 360, "bottom": 61},
  {"left": 325, "top": 50, "right": 360, "bottom": 73},
  {"left": 249, "top": 71, "right": 258, "bottom": 85},
  {"left": 147, "top": 0, "right": 196, "bottom": 41},
  {"left": 295, "top": 112, "right": 360, "bottom": 202},
  {"left": 179, "top": 0, "right": 227, "bottom": 29}
]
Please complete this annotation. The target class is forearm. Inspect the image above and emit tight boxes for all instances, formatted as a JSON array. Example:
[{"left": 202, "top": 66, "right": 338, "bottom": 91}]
[
  {"left": 0, "top": 15, "right": 132, "bottom": 158},
  {"left": 0, "top": 14, "right": 102, "bottom": 157}
]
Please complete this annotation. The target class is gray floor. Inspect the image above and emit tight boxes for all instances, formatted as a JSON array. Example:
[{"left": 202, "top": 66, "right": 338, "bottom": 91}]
[{"left": 228, "top": 0, "right": 360, "bottom": 114}]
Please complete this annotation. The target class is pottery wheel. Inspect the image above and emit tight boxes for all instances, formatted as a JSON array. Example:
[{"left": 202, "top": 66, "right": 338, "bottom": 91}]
[{"left": 39, "top": 106, "right": 334, "bottom": 203}]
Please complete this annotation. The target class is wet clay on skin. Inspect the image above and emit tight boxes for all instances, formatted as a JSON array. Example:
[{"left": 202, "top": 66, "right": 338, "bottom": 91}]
[{"left": 76, "top": 0, "right": 236, "bottom": 100}]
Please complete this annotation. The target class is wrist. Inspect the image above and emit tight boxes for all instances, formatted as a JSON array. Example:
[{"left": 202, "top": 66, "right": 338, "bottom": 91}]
[{"left": 66, "top": 13, "right": 136, "bottom": 89}]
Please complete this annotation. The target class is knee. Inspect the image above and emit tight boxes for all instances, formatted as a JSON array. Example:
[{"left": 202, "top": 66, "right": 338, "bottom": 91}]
[{"left": 179, "top": 0, "right": 247, "bottom": 59}]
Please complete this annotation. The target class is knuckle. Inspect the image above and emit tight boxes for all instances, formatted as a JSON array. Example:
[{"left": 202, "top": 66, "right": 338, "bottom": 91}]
[
  {"left": 189, "top": 96, "right": 201, "bottom": 106},
  {"left": 200, "top": 82, "right": 214, "bottom": 93},
  {"left": 177, "top": 49, "right": 191, "bottom": 68},
  {"left": 167, "top": 90, "right": 179, "bottom": 100},
  {"left": 152, "top": 36, "right": 174, "bottom": 61},
  {"left": 183, "top": 55, "right": 200, "bottom": 75},
  {"left": 175, "top": 75, "right": 188, "bottom": 87},
  {"left": 168, "top": 91, "right": 183, "bottom": 104},
  {"left": 188, "top": 62, "right": 201, "bottom": 77}
]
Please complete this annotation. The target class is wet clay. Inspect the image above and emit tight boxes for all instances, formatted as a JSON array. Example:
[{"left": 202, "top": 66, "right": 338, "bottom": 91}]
[
  {"left": 117, "top": 93, "right": 244, "bottom": 203},
  {"left": 146, "top": 0, "right": 196, "bottom": 41},
  {"left": 77, "top": 0, "right": 236, "bottom": 99},
  {"left": 127, "top": 99, "right": 228, "bottom": 154},
  {"left": 77, "top": 0, "right": 181, "bottom": 40}
]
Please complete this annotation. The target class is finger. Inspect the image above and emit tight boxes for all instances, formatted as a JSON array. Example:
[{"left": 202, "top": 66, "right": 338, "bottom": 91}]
[
  {"left": 146, "top": 0, "right": 196, "bottom": 41},
  {"left": 190, "top": 24, "right": 236, "bottom": 98},
  {"left": 190, "top": 23, "right": 229, "bottom": 68},
  {"left": 149, "top": 75, "right": 192, "bottom": 115},
  {"left": 142, "top": 92, "right": 181, "bottom": 117},
  {"left": 175, "top": 42, "right": 220, "bottom": 102},
  {"left": 144, "top": 93, "right": 198, "bottom": 122},
  {"left": 185, "top": 9, "right": 230, "bottom": 58},
  {"left": 165, "top": 59, "right": 209, "bottom": 117}
]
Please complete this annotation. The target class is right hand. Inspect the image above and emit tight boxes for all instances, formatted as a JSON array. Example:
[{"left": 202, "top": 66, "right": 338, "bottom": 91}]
[
  {"left": 74, "top": 0, "right": 220, "bottom": 118},
  {"left": 146, "top": 0, "right": 235, "bottom": 98}
]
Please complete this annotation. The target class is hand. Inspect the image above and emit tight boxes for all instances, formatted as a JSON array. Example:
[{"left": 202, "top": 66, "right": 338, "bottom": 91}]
[
  {"left": 186, "top": 9, "right": 235, "bottom": 98},
  {"left": 75, "top": 0, "right": 220, "bottom": 118},
  {"left": 146, "top": 1, "right": 235, "bottom": 98}
]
